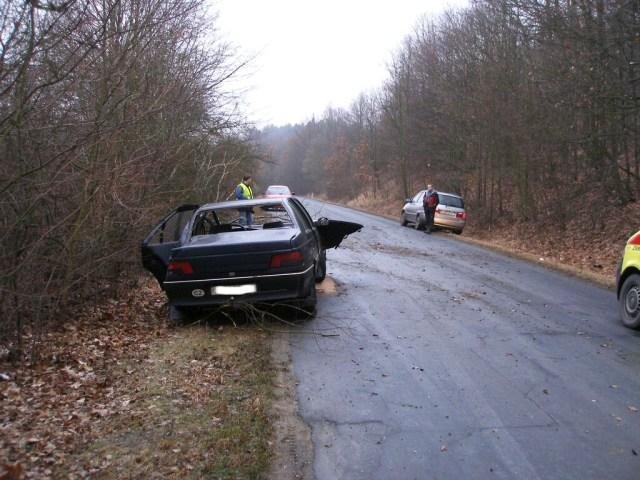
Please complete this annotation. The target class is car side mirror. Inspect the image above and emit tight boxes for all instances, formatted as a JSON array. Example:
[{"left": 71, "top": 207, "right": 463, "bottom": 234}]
[
  {"left": 405, "top": 198, "right": 412, "bottom": 203},
  {"left": 315, "top": 217, "right": 329, "bottom": 227},
  {"left": 291, "top": 192, "right": 296, "bottom": 195}
]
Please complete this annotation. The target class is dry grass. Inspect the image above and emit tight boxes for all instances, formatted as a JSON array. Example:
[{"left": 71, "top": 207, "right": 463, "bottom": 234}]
[
  {"left": 68, "top": 325, "right": 274, "bottom": 479},
  {"left": 347, "top": 190, "right": 402, "bottom": 218}
]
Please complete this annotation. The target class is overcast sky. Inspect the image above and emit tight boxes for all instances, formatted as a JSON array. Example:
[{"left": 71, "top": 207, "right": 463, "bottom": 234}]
[{"left": 214, "top": 0, "right": 468, "bottom": 127}]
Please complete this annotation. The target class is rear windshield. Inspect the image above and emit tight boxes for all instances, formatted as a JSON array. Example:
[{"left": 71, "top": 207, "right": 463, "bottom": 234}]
[
  {"left": 266, "top": 186, "right": 291, "bottom": 195},
  {"left": 191, "top": 203, "right": 294, "bottom": 236},
  {"left": 439, "top": 194, "right": 464, "bottom": 208}
]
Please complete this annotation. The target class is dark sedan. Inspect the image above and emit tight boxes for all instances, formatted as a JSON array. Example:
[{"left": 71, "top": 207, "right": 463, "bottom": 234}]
[{"left": 141, "top": 198, "right": 362, "bottom": 322}]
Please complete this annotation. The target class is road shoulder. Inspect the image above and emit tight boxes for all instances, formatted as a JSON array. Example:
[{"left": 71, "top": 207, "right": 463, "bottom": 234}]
[
  {"left": 321, "top": 198, "right": 614, "bottom": 290},
  {"left": 268, "top": 332, "right": 314, "bottom": 480}
]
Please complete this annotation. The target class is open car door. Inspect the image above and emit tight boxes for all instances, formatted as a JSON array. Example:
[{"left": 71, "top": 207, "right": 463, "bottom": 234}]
[
  {"left": 141, "top": 204, "right": 199, "bottom": 287},
  {"left": 314, "top": 218, "right": 363, "bottom": 250}
]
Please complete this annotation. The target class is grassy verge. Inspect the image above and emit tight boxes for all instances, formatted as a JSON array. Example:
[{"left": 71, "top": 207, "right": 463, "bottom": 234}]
[{"left": 70, "top": 325, "right": 273, "bottom": 479}]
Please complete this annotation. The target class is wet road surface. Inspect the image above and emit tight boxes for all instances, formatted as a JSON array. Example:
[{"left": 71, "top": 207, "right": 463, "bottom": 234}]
[{"left": 290, "top": 199, "right": 640, "bottom": 480}]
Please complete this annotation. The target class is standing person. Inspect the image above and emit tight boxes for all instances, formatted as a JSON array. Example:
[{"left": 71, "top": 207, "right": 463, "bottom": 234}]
[
  {"left": 422, "top": 184, "right": 439, "bottom": 234},
  {"left": 235, "top": 175, "right": 254, "bottom": 225}
]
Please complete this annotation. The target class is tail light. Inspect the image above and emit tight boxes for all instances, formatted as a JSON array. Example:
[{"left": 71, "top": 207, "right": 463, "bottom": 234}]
[
  {"left": 269, "top": 250, "right": 303, "bottom": 268},
  {"left": 629, "top": 232, "right": 640, "bottom": 245},
  {"left": 435, "top": 208, "right": 441, "bottom": 214},
  {"left": 456, "top": 212, "right": 467, "bottom": 220},
  {"left": 167, "top": 260, "right": 194, "bottom": 275}
]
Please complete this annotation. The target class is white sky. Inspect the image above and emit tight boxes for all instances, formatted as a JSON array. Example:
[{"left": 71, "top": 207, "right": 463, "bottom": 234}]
[{"left": 213, "top": 0, "right": 468, "bottom": 127}]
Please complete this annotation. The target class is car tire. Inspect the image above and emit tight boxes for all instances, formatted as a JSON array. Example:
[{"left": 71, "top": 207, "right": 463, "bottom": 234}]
[
  {"left": 169, "top": 305, "right": 186, "bottom": 326},
  {"left": 295, "top": 283, "right": 317, "bottom": 320},
  {"left": 168, "top": 305, "right": 196, "bottom": 326},
  {"left": 454, "top": 229, "right": 463, "bottom": 235},
  {"left": 315, "top": 252, "right": 327, "bottom": 283},
  {"left": 401, "top": 212, "right": 408, "bottom": 227},
  {"left": 619, "top": 273, "right": 640, "bottom": 329},
  {"left": 414, "top": 214, "right": 424, "bottom": 231}
]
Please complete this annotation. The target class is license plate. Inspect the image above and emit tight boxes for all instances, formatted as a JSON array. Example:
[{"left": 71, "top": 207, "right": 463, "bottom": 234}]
[
  {"left": 212, "top": 284, "right": 257, "bottom": 296},
  {"left": 439, "top": 210, "right": 455, "bottom": 216}
]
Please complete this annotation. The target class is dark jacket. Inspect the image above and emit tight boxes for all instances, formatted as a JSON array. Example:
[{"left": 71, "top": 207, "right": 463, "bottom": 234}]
[{"left": 423, "top": 190, "right": 439, "bottom": 210}]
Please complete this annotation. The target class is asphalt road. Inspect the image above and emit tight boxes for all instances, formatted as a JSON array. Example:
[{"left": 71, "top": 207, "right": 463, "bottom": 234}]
[{"left": 290, "top": 198, "right": 640, "bottom": 480}]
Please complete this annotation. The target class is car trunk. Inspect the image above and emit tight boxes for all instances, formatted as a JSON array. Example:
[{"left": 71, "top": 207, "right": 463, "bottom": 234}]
[{"left": 168, "top": 229, "right": 298, "bottom": 280}]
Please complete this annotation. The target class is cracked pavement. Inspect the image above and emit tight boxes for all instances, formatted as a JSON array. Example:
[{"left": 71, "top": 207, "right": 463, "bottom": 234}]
[{"left": 290, "top": 199, "right": 640, "bottom": 480}]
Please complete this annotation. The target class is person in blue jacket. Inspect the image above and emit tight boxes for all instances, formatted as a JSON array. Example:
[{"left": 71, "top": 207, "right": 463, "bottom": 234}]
[{"left": 235, "top": 175, "right": 254, "bottom": 225}]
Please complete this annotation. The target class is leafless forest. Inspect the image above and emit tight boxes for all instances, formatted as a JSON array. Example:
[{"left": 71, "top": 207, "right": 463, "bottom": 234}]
[
  {"left": 0, "top": 0, "right": 257, "bottom": 358},
  {"left": 3, "top": 0, "right": 640, "bottom": 359},
  {"left": 259, "top": 0, "right": 640, "bottom": 226}
]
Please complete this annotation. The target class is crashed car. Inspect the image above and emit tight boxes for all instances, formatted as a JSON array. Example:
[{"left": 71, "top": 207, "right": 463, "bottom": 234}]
[{"left": 141, "top": 198, "right": 362, "bottom": 321}]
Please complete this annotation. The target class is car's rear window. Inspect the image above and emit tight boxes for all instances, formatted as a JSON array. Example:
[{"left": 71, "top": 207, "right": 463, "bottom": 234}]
[
  {"left": 439, "top": 194, "right": 464, "bottom": 208},
  {"left": 191, "top": 203, "right": 294, "bottom": 236}
]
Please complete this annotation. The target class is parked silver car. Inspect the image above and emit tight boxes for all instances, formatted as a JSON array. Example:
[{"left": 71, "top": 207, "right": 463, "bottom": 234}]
[{"left": 401, "top": 191, "right": 466, "bottom": 234}]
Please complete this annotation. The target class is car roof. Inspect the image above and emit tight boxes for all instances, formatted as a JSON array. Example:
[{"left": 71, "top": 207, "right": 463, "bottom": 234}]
[
  {"left": 416, "top": 190, "right": 463, "bottom": 199},
  {"left": 266, "top": 185, "right": 290, "bottom": 189},
  {"left": 438, "top": 191, "right": 463, "bottom": 199},
  {"left": 198, "top": 198, "right": 287, "bottom": 210}
]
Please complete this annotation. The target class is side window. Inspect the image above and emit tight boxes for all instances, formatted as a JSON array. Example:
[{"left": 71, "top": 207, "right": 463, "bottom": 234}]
[
  {"left": 439, "top": 195, "right": 464, "bottom": 208},
  {"left": 148, "top": 210, "right": 192, "bottom": 245},
  {"left": 288, "top": 200, "right": 312, "bottom": 231},
  {"left": 413, "top": 191, "right": 425, "bottom": 203}
]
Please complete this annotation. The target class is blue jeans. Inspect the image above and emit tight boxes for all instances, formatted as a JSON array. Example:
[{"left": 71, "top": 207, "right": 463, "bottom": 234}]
[{"left": 241, "top": 209, "right": 253, "bottom": 226}]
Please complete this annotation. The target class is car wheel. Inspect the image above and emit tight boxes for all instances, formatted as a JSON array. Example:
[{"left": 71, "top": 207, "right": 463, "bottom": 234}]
[
  {"left": 168, "top": 305, "right": 196, "bottom": 326},
  {"left": 295, "top": 284, "right": 317, "bottom": 320},
  {"left": 315, "top": 251, "right": 327, "bottom": 283},
  {"left": 619, "top": 273, "right": 640, "bottom": 329},
  {"left": 414, "top": 214, "right": 424, "bottom": 231},
  {"left": 169, "top": 305, "right": 186, "bottom": 326},
  {"left": 401, "top": 212, "right": 408, "bottom": 227},
  {"left": 454, "top": 229, "right": 463, "bottom": 235}
]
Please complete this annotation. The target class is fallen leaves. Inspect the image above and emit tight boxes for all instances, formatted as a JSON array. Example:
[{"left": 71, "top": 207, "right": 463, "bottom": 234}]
[
  {"left": 0, "top": 463, "right": 24, "bottom": 480},
  {"left": 463, "top": 199, "right": 640, "bottom": 285},
  {"left": 0, "top": 277, "right": 169, "bottom": 479}
]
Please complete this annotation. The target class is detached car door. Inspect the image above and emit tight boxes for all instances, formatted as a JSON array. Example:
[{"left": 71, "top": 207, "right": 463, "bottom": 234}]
[
  {"left": 314, "top": 218, "right": 363, "bottom": 249},
  {"left": 289, "top": 198, "right": 363, "bottom": 250},
  {"left": 141, "top": 204, "right": 199, "bottom": 287}
]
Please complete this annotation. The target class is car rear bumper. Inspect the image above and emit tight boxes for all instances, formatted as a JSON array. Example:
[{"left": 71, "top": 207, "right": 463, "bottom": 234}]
[
  {"left": 434, "top": 215, "right": 465, "bottom": 230},
  {"left": 163, "top": 265, "right": 315, "bottom": 307}
]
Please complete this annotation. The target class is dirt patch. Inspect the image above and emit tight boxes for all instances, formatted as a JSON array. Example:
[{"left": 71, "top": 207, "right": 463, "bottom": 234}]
[
  {"left": 316, "top": 276, "right": 340, "bottom": 296},
  {"left": 268, "top": 333, "right": 313, "bottom": 480}
]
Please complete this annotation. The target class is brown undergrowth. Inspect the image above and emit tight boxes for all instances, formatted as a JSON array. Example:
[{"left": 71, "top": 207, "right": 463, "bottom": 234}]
[{"left": 0, "top": 278, "right": 274, "bottom": 479}]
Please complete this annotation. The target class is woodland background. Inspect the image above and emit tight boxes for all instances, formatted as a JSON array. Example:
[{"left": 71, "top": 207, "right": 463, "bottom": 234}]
[
  {"left": 2, "top": 0, "right": 640, "bottom": 358},
  {"left": 258, "top": 0, "right": 640, "bottom": 272}
]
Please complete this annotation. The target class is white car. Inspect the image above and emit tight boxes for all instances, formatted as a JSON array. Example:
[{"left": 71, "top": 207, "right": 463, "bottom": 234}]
[
  {"left": 264, "top": 185, "right": 294, "bottom": 199},
  {"left": 401, "top": 191, "right": 466, "bottom": 234}
]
